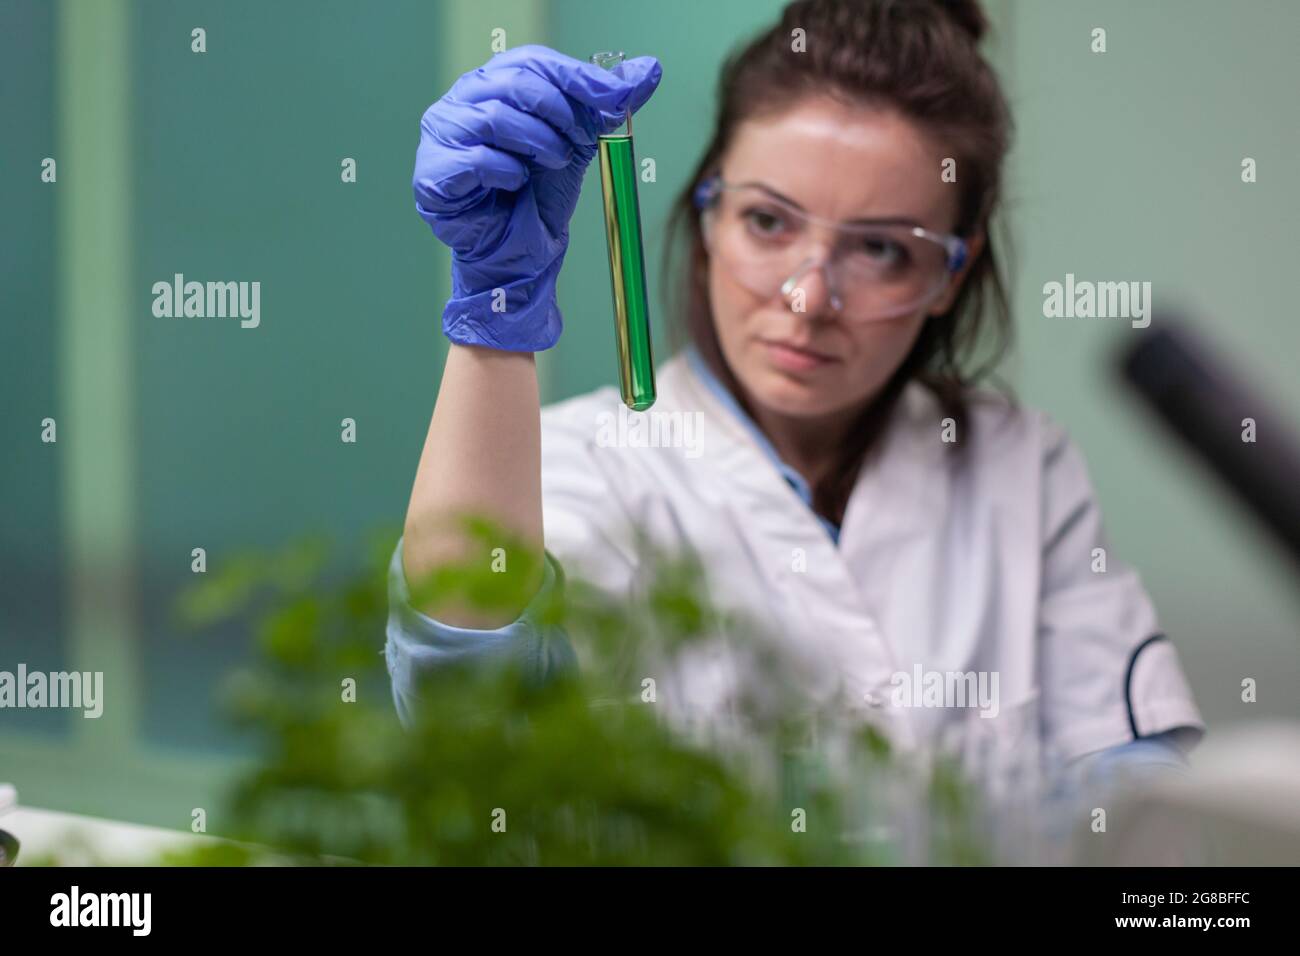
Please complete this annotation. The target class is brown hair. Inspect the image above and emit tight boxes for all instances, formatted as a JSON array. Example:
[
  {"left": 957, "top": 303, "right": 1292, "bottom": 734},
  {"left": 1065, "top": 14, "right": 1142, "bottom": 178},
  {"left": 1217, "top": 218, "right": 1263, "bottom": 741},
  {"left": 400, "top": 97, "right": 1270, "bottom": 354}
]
[{"left": 662, "top": 0, "right": 1014, "bottom": 525}]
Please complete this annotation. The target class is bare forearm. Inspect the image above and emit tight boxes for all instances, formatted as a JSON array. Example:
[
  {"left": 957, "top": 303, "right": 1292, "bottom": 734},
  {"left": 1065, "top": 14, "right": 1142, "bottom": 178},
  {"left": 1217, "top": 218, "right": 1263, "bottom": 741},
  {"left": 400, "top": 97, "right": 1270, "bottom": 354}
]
[{"left": 402, "top": 343, "right": 543, "bottom": 626}]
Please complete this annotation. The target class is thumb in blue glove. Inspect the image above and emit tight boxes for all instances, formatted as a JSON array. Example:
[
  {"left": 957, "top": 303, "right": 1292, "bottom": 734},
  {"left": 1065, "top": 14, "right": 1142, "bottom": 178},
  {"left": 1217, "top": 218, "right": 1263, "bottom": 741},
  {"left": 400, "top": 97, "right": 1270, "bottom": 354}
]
[{"left": 413, "top": 45, "right": 662, "bottom": 352}]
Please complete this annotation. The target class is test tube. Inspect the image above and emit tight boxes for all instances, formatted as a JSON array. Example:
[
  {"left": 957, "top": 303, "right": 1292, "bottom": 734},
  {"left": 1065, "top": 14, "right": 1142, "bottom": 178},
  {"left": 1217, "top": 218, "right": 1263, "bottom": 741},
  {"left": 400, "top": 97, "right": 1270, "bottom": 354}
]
[{"left": 591, "top": 50, "right": 656, "bottom": 411}]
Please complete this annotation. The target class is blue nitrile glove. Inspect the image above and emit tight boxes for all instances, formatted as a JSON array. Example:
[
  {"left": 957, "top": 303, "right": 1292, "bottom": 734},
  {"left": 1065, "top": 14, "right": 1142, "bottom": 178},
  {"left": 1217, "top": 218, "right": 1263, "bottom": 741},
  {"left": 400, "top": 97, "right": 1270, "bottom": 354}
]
[{"left": 413, "top": 45, "right": 662, "bottom": 352}]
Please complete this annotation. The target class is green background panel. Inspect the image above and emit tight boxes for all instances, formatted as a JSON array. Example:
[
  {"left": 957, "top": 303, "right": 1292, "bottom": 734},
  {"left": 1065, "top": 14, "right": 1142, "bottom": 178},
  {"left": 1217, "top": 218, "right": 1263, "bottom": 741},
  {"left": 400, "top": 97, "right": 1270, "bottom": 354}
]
[{"left": 0, "top": 0, "right": 67, "bottom": 736}]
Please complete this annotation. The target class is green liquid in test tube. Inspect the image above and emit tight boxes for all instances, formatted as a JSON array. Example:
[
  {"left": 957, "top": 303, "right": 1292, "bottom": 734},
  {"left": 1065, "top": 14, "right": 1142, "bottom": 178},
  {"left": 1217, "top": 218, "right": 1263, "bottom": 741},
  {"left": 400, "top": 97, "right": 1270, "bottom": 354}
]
[{"left": 591, "top": 50, "right": 656, "bottom": 411}]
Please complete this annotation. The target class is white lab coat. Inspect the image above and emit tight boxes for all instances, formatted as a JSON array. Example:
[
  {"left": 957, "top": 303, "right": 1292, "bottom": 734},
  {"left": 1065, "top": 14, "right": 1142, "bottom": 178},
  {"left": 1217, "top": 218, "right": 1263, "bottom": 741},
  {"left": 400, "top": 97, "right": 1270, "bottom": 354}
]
[{"left": 387, "top": 351, "right": 1204, "bottom": 781}]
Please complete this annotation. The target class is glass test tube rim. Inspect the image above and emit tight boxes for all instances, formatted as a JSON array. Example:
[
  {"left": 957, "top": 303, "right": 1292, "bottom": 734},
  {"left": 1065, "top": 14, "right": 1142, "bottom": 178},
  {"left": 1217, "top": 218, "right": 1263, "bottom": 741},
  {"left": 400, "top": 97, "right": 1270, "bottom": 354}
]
[{"left": 590, "top": 50, "right": 632, "bottom": 137}]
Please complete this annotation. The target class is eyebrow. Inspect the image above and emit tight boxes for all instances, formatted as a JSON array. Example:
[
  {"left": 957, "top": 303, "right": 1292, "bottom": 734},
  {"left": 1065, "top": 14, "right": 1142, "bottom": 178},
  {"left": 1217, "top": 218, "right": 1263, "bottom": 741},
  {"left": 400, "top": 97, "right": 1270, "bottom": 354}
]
[{"left": 738, "top": 180, "right": 925, "bottom": 229}]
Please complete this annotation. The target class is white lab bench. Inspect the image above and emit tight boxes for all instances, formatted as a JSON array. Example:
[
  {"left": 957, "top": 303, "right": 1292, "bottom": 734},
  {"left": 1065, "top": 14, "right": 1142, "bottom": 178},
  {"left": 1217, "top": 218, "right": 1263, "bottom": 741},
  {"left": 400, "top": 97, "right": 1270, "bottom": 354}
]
[{"left": 0, "top": 785, "right": 214, "bottom": 865}]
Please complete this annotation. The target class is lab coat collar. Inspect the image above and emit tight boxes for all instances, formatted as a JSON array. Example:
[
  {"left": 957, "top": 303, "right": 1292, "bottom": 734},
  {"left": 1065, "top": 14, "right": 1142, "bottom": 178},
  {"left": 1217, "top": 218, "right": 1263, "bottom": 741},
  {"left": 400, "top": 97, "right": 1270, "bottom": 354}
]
[
  {"left": 673, "top": 348, "right": 946, "bottom": 546},
  {"left": 683, "top": 348, "right": 841, "bottom": 544}
]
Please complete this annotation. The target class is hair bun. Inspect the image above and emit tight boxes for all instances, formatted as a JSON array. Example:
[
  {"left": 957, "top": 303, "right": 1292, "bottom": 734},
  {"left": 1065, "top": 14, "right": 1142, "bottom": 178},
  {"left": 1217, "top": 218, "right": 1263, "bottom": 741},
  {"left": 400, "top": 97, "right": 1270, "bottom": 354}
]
[{"left": 933, "top": 0, "right": 988, "bottom": 42}]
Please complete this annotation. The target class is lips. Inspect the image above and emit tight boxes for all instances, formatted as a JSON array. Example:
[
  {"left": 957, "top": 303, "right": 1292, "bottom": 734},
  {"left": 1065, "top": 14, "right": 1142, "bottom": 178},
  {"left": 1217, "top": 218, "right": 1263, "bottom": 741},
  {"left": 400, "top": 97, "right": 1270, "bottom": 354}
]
[{"left": 760, "top": 338, "right": 836, "bottom": 373}]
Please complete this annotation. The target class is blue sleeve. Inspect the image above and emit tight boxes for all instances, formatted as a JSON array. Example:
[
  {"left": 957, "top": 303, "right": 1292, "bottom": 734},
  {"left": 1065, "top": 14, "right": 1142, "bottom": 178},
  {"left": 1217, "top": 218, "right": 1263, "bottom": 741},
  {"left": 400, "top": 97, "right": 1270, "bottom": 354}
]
[
  {"left": 383, "top": 536, "right": 577, "bottom": 728},
  {"left": 1077, "top": 728, "right": 1193, "bottom": 788}
]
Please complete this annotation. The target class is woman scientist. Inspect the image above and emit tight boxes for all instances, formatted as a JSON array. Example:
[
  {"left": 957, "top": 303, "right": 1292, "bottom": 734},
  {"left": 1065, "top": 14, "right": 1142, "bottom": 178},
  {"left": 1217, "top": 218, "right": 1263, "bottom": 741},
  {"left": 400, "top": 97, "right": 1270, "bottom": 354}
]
[{"left": 388, "top": 0, "right": 1204, "bottom": 781}]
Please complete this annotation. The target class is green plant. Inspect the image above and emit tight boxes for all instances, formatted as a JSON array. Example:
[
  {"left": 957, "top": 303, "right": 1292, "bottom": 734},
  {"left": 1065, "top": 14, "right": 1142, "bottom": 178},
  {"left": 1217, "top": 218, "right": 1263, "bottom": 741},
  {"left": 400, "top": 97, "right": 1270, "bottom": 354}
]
[{"left": 162, "top": 520, "right": 991, "bottom": 866}]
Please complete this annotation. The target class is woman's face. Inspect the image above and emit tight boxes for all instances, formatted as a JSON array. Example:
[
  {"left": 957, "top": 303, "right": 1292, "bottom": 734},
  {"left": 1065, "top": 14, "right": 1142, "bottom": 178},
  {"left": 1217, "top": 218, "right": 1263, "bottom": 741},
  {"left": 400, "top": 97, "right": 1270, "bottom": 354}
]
[{"left": 706, "top": 97, "right": 981, "bottom": 421}]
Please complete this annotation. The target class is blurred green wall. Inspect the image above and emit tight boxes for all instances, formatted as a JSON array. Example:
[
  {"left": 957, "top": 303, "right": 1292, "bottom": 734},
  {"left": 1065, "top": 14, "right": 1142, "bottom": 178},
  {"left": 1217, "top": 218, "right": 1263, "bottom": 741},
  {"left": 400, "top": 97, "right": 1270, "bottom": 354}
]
[
  {"left": 1, "top": 0, "right": 1296, "bottom": 828},
  {"left": 1000, "top": 0, "right": 1300, "bottom": 729},
  {"left": 0, "top": 0, "right": 64, "bottom": 739}
]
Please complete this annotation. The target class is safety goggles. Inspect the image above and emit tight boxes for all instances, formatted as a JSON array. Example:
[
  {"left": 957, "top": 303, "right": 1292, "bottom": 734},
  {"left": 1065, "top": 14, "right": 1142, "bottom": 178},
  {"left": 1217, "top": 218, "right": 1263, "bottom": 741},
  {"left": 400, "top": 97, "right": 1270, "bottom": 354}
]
[{"left": 694, "top": 175, "right": 969, "bottom": 322}]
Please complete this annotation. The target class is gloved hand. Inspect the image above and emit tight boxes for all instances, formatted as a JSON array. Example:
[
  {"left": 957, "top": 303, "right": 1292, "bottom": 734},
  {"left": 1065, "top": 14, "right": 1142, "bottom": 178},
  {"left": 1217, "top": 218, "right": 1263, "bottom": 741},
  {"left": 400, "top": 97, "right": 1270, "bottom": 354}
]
[{"left": 413, "top": 45, "right": 662, "bottom": 352}]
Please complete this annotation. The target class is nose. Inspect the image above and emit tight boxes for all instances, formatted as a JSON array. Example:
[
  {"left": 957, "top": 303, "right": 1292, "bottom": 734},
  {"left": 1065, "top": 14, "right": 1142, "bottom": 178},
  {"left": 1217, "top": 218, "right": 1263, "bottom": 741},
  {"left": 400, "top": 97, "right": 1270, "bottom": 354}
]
[{"left": 780, "top": 256, "right": 844, "bottom": 317}]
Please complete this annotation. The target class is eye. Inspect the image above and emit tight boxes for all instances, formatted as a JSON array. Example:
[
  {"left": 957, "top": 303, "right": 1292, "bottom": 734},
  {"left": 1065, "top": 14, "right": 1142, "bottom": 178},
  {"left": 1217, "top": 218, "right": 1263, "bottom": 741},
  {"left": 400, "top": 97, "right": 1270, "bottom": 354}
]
[
  {"left": 741, "top": 206, "right": 792, "bottom": 240},
  {"left": 853, "top": 233, "right": 911, "bottom": 269}
]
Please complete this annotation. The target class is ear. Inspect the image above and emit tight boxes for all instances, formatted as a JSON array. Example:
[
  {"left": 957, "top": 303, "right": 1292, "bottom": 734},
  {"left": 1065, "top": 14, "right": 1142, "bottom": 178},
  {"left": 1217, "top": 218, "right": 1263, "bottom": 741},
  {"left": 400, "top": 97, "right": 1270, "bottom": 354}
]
[{"left": 927, "top": 229, "right": 986, "bottom": 317}]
